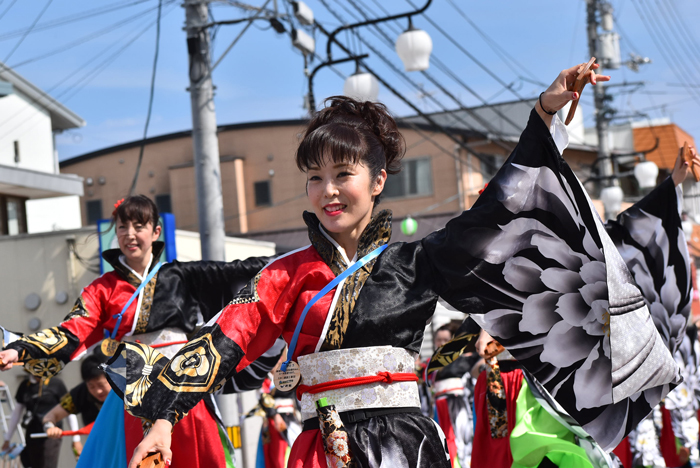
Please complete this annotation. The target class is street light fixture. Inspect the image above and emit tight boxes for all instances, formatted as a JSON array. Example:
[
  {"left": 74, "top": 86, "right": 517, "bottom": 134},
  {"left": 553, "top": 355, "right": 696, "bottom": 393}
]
[
  {"left": 395, "top": 17, "right": 433, "bottom": 72},
  {"left": 601, "top": 185, "right": 624, "bottom": 218},
  {"left": 343, "top": 64, "right": 379, "bottom": 102},
  {"left": 633, "top": 160, "right": 659, "bottom": 190}
]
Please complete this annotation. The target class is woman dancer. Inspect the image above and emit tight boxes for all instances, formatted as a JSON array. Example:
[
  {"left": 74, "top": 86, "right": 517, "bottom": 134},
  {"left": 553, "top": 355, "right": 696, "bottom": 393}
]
[
  {"left": 112, "top": 63, "right": 693, "bottom": 468},
  {"left": 0, "top": 195, "right": 274, "bottom": 467}
]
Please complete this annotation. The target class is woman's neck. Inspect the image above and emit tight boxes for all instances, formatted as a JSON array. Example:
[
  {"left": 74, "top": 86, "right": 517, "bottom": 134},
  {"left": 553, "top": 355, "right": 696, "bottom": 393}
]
[{"left": 125, "top": 254, "right": 151, "bottom": 276}]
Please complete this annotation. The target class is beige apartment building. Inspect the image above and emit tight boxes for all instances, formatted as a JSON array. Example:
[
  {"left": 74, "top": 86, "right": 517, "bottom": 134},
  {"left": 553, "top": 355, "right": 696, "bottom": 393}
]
[{"left": 61, "top": 99, "right": 605, "bottom": 250}]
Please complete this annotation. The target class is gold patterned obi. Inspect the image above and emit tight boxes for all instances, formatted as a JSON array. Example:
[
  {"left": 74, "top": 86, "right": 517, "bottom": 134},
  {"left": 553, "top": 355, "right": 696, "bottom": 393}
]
[
  {"left": 297, "top": 346, "right": 421, "bottom": 421},
  {"left": 123, "top": 327, "right": 188, "bottom": 360}
]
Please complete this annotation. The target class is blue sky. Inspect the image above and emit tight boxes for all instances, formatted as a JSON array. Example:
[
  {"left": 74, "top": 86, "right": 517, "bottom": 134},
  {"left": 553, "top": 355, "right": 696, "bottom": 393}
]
[{"left": 1, "top": 0, "right": 699, "bottom": 161}]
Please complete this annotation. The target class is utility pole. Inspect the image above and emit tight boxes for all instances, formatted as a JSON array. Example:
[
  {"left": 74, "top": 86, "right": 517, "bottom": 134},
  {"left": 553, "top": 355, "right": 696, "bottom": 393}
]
[
  {"left": 184, "top": 2, "right": 247, "bottom": 466},
  {"left": 184, "top": 0, "right": 226, "bottom": 262},
  {"left": 586, "top": 0, "right": 615, "bottom": 196}
]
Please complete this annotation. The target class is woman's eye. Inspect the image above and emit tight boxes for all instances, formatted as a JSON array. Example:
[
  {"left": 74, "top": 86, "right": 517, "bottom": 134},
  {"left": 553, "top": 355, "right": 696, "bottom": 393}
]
[
  {"left": 308, "top": 176, "right": 321, "bottom": 181},
  {"left": 337, "top": 171, "right": 350, "bottom": 178}
]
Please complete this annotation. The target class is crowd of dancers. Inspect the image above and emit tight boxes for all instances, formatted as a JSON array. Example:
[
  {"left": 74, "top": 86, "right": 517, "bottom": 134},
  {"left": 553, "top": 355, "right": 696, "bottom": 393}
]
[{"left": 0, "top": 61, "right": 699, "bottom": 468}]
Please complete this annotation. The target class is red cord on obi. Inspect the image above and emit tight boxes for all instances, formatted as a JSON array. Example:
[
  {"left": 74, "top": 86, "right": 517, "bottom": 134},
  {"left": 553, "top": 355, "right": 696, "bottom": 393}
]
[{"left": 296, "top": 372, "right": 418, "bottom": 400}]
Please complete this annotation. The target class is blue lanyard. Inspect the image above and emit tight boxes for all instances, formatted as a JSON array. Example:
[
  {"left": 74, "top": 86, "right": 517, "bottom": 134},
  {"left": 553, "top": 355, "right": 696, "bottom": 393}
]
[
  {"left": 105, "top": 262, "right": 163, "bottom": 340},
  {"left": 281, "top": 245, "right": 387, "bottom": 372}
]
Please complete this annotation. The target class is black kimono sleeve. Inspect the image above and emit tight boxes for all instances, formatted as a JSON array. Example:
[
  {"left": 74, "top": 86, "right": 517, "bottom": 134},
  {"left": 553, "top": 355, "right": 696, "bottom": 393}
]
[
  {"left": 148, "top": 256, "right": 272, "bottom": 333},
  {"left": 605, "top": 178, "right": 691, "bottom": 357},
  {"left": 422, "top": 109, "right": 686, "bottom": 450}
]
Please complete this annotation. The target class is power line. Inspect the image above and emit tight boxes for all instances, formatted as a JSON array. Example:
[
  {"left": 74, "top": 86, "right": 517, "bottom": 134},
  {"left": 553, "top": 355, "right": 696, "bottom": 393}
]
[
  {"left": 0, "top": 4, "right": 175, "bottom": 141},
  {"left": 0, "top": 0, "right": 17, "bottom": 23},
  {"left": 440, "top": 0, "right": 547, "bottom": 87},
  {"left": 313, "top": 16, "right": 507, "bottom": 173},
  {"left": 8, "top": 3, "right": 170, "bottom": 69},
  {"left": 330, "top": 0, "right": 522, "bottom": 153},
  {"left": 661, "top": 0, "right": 700, "bottom": 62},
  {"left": 403, "top": 0, "right": 530, "bottom": 101},
  {"left": 650, "top": 0, "right": 700, "bottom": 77},
  {"left": 630, "top": 0, "right": 700, "bottom": 107},
  {"left": 129, "top": 0, "right": 164, "bottom": 196},
  {"left": 3, "top": 0, "right": 54, "bottom": 63},
  {"left": 0, "top": 0, "right": 153, "bottom": 42}
]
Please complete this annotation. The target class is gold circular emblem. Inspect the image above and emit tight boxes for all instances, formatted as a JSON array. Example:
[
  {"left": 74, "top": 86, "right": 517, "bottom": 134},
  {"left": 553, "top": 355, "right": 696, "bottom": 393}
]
[{"left": 101, "top": 338, "right": 120, "bottom": 357}]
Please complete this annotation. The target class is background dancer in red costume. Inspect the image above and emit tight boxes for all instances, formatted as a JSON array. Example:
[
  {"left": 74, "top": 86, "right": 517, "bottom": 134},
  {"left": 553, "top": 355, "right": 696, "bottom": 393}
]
[{"left": 0, "top": 195, "right": 276, "bottom": 468}]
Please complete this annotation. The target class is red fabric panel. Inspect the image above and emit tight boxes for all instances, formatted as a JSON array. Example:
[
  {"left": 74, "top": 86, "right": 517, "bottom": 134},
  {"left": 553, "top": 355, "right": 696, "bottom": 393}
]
[
  {"left": 471, "top": 367, "right": 523, "bottom": 468},
  {"left": 61, "top": 272, "right": 139, "bottom": 360},
  {"left": 660, "top": 405, "right": 683, "bottom": 468},
  {"left": 124, "top": 400, "right": 225, "bottom": 468},
  {"left": 288, "top": 429, "right": 327, "bottom": 468},
  {"left": 612, "top": 437, "right": 632, "bottom": 468},
  {"left": 264, "top": 419, "right": 290, "bottom": 468},
  {"left": 213, "top": 247, "right": 336, "bottom": 373},
  {"left": 435, "top": 397, "right": 457, "bottom": 467}
]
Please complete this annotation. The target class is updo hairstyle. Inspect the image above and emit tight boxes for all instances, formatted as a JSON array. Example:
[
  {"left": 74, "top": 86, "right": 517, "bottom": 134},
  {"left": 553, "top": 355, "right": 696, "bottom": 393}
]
[
  {"left": 295, "top": 96, "right": 406, "bottom": 204},
  {"left": 112, "top": 195, "right": 160, "bottom": 230}
]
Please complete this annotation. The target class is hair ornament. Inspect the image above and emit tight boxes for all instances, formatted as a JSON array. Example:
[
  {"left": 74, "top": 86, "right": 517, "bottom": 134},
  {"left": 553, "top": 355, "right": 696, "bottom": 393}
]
[{"left": 112, "top": 198, "right": 125, "bottom": 216}]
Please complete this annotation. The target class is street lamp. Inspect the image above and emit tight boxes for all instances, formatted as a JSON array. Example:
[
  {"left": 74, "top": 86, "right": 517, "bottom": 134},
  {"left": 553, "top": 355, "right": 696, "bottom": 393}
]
[
  {"left": 401, "top": 216, "right": 418, "bottom": 236},
  {"left": 601, "top": 185, "right": 624, "bottom": 218},
  {"left": 307, "top": 0, "right": 432, "bottom": 115},
  {"left": 633, "top": 160, "right": 659, "bottom": 190},
  {"left": 343, "top": 65, "right": 379, "bottom": 102},
  {"left": 395, "top": 17, "right": 433, "bottom": 72}
]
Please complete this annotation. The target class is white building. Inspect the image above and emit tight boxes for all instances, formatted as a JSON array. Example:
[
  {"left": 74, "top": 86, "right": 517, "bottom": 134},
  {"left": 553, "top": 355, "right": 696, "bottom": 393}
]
[{"left": 0, "top": 61, "right": 85, "bottom": 235}]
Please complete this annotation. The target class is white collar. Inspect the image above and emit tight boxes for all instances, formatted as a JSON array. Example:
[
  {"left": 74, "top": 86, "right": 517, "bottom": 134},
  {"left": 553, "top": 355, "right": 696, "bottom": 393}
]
[{"left": 118, "top": 253, "right": 154, "bottom": 282}]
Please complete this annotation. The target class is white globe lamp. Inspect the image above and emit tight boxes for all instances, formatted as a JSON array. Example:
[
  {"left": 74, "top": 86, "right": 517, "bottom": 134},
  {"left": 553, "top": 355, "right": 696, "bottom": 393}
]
[
  {"left": 601, "top": 185, "right": 624, "bottom": 218},
  {"left": 343, "top": 69, "right": 379, "bottom": 102},
  {"left": 633, "top": 160, "right": 659, "bottom": 190},
  {"left": 395, "top": 18, "right": 432, "bottom": 72}
]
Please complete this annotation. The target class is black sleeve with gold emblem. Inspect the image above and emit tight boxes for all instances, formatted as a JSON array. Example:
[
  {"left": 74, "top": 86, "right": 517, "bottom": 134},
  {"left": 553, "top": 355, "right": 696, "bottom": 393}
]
[
  {"left": 104, "top": 324, "right": 246, "bottom": 425},
  {"left": 147, "top": 257, "right": 271, "bottom": 334}
]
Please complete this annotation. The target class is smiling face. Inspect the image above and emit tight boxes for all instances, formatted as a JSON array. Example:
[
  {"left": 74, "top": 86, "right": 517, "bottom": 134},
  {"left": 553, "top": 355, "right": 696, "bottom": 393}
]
[
  {"left": 116, "top": 218, "right": 161, "bottom": 271},
  {"left": 306, "top": 159, "right": 386, "bottom": 255}
]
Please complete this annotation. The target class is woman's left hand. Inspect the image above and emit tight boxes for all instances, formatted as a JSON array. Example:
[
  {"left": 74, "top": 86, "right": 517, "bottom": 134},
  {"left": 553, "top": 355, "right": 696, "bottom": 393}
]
[
  {"left": 537, "top": 62, "right": 611, "bottom": 126},
  {"left": 672, "top": 145, "right": 699, "bottom": 186}
]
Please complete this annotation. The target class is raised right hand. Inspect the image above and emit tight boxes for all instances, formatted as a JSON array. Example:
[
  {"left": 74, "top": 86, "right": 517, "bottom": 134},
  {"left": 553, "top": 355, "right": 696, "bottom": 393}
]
[
  {"left": 128, "top": 419, "right": 173, "bottom": 468},
  {"left": 0, "top": 349, "right": 18, "bottom": 371}
]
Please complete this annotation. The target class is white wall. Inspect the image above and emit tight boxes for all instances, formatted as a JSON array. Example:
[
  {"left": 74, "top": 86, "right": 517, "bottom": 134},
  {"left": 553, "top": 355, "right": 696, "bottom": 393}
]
[
  {"left": 25, "top": 196, "right": 82, "bottom": 233},
  {"left": 175, "top": 229, "right": 276, "bottom": 262},
  {"left": 0, "top": 92, "right": 55, "bottom": 174}
]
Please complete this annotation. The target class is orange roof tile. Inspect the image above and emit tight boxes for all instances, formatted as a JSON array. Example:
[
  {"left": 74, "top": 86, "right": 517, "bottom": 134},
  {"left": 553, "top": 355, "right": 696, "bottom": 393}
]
[{"left": 633, "top": 124, "right": 696, "bottom": 170}]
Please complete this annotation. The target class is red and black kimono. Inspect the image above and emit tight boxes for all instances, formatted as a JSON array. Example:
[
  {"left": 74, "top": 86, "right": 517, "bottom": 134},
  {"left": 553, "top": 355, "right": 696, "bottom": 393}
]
[
  {"left": 6, "top": 243, "right": 273, "bottom": 467},
  {"left": 108, "top": 110, "right": 692, "bottom": 467}
]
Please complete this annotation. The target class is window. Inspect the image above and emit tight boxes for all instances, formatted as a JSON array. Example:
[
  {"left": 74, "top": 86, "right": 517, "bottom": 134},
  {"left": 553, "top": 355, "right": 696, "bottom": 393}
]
[
  {"left": 155, "top": 194, "right": 172, "bottom": 214},
  {"left": 383, "top": 158, "right": 433, "bottom": 199},
  {"left": 0, "top": 195, "right": 27, "bottom": 235},
  {"left": 6, "top": 199, "right": 19, "bottom": 235},
  {"left": 86, "top": 200, "right": 103, "bottom": 225},
  {"left": 254, "top": 181, "right": 271, "bottom": 206},
  {"left": 482, "top": 154, "right": 505, "bottom": 181}
]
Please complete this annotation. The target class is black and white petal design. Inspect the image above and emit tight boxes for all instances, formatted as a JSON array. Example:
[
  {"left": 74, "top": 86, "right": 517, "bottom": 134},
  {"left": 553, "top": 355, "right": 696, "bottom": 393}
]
[{"left": 425, "top": 111, "right": 690, "bottom": 451}]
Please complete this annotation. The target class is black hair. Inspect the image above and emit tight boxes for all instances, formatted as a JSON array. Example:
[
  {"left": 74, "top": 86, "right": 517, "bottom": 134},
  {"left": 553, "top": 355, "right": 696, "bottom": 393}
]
[
  {"left": 112, "top": 195, "right": 160, "bottom": 228},
  {"left": 296, "top": 96, "right": 406, "bottom": 205},
  {"left": 80, "top": 354, "right": 107, "bottom": 382}
]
